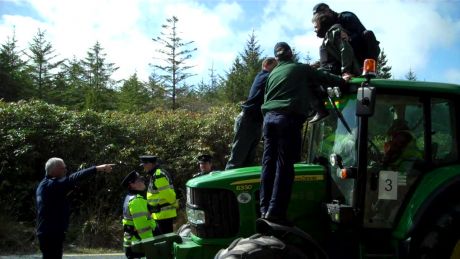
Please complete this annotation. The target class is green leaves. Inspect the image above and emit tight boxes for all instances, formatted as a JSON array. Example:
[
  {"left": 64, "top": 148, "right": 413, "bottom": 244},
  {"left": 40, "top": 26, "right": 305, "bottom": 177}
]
[{"left": 0, "top": 99, "right": 238, "bottom": 230}]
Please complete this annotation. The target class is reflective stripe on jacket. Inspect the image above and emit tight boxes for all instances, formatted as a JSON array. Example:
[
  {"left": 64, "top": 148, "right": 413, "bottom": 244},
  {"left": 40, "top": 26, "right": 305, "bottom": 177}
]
[
  {"left": 122, "top": 193, "right": 156, "bottom": 247},
  {"left": 147, "top": 169, "right": 177, "bottom": 220}
]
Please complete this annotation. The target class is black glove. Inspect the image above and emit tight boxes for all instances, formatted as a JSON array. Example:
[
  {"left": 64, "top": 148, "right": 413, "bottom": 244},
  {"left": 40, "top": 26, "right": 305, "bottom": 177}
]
[{"left": 147, "top": 204, "right": 161, "bottom": 213}]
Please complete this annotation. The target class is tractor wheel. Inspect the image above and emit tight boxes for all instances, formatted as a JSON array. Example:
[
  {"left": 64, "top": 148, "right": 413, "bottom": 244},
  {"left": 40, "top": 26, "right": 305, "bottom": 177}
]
[
  {"left": 410, "top": 202, "right": 460, "bottom": 259},
  {"left": 215, "top": 234, "right": 309, "bottom": 259}
]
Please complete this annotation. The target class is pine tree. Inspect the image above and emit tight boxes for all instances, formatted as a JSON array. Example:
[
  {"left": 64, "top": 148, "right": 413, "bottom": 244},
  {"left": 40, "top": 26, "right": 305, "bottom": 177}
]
[
  {"left": 80, "top": 42, "right": 119, "bottom": 111},
  {"left": 146, "top": 70, "right": 168, "bottom": 108},
  {"left": 81, "top": 41, "right": 119, "bottom": 90},
  {"left": 221, "top": 56, "right": 247, "bottom": 103},
  {"left": 220, "top": 31, "right": 263, "bottom": 103},
  {"left": 53, "top": 57, "right": 87, "bottom": 109},
  {"left": 152, "top": 16, "right": 197, "bottom": 110},
  {"left": 118, "top": 73, "right": 150, "bottom": 112},
  {"left": 0, "top": 31, "right": 29, "bottom": 100},
  {"left": 405, "top": 68, "right": 417, "bottom": 81},
  {"left": 376, "top": 49, "right": 392, "bottom": 79},
  {"left": 291, "top": 47, "right": 302, "bottom": 63},
  {"left": 25, "top": 29, "right": 64, "bottom": 99}
]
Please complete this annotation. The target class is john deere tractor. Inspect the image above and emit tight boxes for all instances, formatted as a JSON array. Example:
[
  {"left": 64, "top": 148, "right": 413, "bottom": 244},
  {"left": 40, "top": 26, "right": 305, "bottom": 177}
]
[{"left": 153, "top": 62, "right": 460, "bottom": 258}]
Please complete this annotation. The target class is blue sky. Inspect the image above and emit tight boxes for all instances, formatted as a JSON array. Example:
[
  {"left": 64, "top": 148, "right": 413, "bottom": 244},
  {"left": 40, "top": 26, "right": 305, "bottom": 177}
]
[{"left": 1, "top": 0, "right": 460, "bottom": 86}]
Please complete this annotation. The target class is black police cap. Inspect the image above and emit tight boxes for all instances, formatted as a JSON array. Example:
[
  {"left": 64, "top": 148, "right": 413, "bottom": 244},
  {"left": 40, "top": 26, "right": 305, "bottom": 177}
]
[
  {"left": 139, "top": 155, "right": 158, "bottom": 164},
  {"left": 197, "top": 154, "right": 212, "bottom": 163},
  {"left": 313, "top": 3, "right": 329, "bottom": 14},
  {"left": 274, "top": 42, "right": 292, "bottom": 58},
  {"left": 121, "top": 171, "right": 140, "bottom": 187}
]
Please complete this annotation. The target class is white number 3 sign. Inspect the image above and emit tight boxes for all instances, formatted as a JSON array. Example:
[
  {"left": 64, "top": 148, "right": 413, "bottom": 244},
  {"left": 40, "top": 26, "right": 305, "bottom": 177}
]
[{"left": 378, "top": 171, "right": 398, "bottom": 200}]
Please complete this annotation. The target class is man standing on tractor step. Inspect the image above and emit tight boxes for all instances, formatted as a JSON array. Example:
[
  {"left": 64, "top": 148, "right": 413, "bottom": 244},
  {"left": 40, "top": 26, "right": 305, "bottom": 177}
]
[
  {"left": 225, "top": 57, "right": 278, "bottom": 170},
  {"left": 141, "top": 155, "right": 178, "bottom": 234},
  {"left": 259, "top": 42, "right": 350, "bottom": 225}
]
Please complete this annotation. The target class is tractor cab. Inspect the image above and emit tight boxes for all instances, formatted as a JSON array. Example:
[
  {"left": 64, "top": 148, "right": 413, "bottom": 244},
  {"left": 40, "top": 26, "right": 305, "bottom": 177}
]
[{"left": 305, "top": 61, "right": 460, "bottom": 257}]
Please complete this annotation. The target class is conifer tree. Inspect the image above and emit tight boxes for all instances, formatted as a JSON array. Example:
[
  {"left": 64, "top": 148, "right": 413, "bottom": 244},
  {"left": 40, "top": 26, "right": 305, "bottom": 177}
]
[
  {"left": 81, "top": 41, "right": 119, "bottom": 90},
  {"left": 376, "top": 49, "right": 392, "bottom": 79},
  {"left": 152, "top": 16, "right": 197, "bottom": 110},
  {"left": 405, "top": 68, "right": 417, "bottom": 81},
  {"left": 25, "top": 29, "right": 64, "bottom": 99},
  {"left": 118, "top": 73, "right": 150, "bottom": 112},
  {"left": 0, "top": 31, "right": 29, "bottom": 100},
  {"left": 220, "top": 31, "right": 263, "bottom": 103},
  {"left": 80, "top": 41, "right": 119, "bottom": 111}
]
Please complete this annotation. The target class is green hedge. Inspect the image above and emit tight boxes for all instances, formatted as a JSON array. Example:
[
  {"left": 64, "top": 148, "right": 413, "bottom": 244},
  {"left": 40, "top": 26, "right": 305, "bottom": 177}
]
[{"left": 0, "top": 100, "right": 238, "bottom": 252}]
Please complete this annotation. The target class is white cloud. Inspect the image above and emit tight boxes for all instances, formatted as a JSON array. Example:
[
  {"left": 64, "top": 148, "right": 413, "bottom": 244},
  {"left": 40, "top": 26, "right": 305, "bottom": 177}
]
[
  {"left": 258, "top": 0, "right": 460, "bottom": 82},
  {"left": 0, "top": 0, "right": 242, "bottom": 84},
  {"left": 1, "top": 0, "right": 459, "bottom": 85}
]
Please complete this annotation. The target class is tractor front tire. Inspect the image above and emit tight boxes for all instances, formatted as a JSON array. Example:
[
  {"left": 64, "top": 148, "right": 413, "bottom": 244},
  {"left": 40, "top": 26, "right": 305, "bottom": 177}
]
[
  {"left": 410, "top": 202, "right": 460, "bottom": 259},
  {"left": 215, "top": 234, "right": 308, "bottom": 259}
]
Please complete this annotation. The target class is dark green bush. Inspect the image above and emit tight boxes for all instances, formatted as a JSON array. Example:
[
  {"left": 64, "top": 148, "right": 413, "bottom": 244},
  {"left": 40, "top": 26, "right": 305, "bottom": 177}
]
[{"left": 0, "top": 100, "right": 238, "bottom": 251}]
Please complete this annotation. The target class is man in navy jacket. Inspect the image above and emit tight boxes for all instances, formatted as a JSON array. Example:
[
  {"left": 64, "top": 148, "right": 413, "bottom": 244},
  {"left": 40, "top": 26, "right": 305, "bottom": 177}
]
[
  {"left": 226, "top": 57, "right": 278, "bottom": 170},
  {"left": 36, "top": 157, "right": 114, "bottom": 259}
]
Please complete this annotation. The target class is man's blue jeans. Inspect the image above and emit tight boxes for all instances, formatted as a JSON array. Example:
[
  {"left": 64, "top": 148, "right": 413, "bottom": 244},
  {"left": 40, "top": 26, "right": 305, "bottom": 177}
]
[{"left": 260, "top": 112, "right": 305, "bottom": 219}]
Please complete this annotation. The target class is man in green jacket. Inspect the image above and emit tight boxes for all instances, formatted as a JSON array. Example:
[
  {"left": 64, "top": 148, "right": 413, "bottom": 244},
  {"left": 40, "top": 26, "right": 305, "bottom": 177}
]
[
  {"left": 122, "top": 171, "right": 157, "bottom": 259},
  {"left": 259, "top": 42, "right": 351, "bottom": 225}
]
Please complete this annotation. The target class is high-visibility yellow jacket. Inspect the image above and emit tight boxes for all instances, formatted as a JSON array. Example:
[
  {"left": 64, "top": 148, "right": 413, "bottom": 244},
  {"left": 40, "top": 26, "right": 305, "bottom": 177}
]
[
  {"left": 122, "top": 193, "right": 156, "bottom": 247},
  {"left": 147, "top": 169, "right": 178, "bottom": 220}
]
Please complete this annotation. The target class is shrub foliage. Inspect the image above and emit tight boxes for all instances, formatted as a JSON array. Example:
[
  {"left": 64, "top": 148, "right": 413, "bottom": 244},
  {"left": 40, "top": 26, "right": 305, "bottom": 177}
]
[{"left": 0, "top": 100, "right": 238, "bottom": 252}]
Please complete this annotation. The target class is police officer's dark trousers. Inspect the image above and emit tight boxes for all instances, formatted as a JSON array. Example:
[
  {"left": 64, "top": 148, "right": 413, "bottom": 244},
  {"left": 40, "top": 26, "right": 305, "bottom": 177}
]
[
  {"left": 38, "top": 232, "right": 65, "bottom": 259},
  {"left": 154, "top": 218, "right": 174, "bottom": 235},
  {"left": 260, "top": 112, "right": 304, "bottom": 219}
]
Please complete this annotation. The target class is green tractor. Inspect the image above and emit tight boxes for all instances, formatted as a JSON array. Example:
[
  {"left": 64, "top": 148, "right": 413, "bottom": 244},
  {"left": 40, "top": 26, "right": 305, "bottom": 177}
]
[{"left": 155, "top": 69, "right": 460, "bottom": 258}]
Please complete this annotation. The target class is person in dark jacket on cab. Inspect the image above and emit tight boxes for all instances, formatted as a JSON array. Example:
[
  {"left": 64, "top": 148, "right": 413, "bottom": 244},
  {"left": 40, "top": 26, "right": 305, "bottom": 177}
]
[
  {"left": 312, "top": 3, "right": 380, "bottom": 66},
  {"left": 313, "top": 3, "right": 367, "bottom": 64},
  {"left": 35, "top": 157, "right": 114, "bottom": 259},
  {"left": 313, "top": 12, "right": 361, "bottom": 77}
]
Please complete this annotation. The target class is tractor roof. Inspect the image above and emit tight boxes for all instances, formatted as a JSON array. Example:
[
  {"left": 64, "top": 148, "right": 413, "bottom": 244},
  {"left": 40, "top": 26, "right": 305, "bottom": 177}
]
[{"left": 349, "top": 78, "right": 460, "bottom": 95}]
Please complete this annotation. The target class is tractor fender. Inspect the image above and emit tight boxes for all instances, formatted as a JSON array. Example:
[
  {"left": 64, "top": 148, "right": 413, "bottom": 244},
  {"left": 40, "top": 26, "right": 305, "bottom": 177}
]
[{"left": 393, "top": 165, "right": 460, "bottom": 240}]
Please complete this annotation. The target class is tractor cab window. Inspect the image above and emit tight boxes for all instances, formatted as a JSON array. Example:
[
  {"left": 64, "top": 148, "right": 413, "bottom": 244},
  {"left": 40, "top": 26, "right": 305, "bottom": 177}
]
[
  {"left": 308, "top": 97, "right": 358, "bottom": 205},
  {"left": 431, "top": 98, "right": 458, "bottom": 164},
  {"left": 364, "top": 94, "right": 425, "bottom": 228}
]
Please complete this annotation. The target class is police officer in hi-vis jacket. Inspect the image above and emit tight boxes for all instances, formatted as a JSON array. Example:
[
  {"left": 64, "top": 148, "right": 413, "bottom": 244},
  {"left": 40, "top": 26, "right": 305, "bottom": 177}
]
[
  {"left": 121, "top": 171, "right": 156, "bottom": 259},
  {"left": 140, "top": 155, "right": 178, "bottom": 234}
]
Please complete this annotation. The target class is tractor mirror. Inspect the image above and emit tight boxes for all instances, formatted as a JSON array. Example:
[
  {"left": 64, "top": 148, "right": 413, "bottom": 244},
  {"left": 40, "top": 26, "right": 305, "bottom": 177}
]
[{"left": 356, "top": 84, "right": 376, "bottom": 117}]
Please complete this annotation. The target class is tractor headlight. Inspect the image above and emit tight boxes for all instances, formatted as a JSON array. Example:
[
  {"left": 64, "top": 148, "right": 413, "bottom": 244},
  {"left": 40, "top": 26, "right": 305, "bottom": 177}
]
[{"left": 186, "top": 207, "right": 206, "bottom": 224}]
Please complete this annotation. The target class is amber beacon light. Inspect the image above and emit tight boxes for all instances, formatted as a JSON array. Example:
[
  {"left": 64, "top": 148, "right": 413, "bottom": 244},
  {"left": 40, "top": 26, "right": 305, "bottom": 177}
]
[{"left": 362, "top": 59, "right": 376, "bottom": 78}]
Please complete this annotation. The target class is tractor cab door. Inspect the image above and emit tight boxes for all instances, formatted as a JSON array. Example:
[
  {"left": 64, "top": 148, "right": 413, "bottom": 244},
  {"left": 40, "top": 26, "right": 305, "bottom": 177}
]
[
  {"left": 362, "top": 93, "right": 426, "bottom": 228},
  {"left": 308, "top": 95, "right": 358, "bottom": 206}
]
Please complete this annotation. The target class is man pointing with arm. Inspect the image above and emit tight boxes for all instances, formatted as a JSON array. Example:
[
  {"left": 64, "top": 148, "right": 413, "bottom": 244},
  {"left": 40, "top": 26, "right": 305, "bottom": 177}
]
[{"left": 36, "top": 157, "right": 114, "bottom": 259}]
